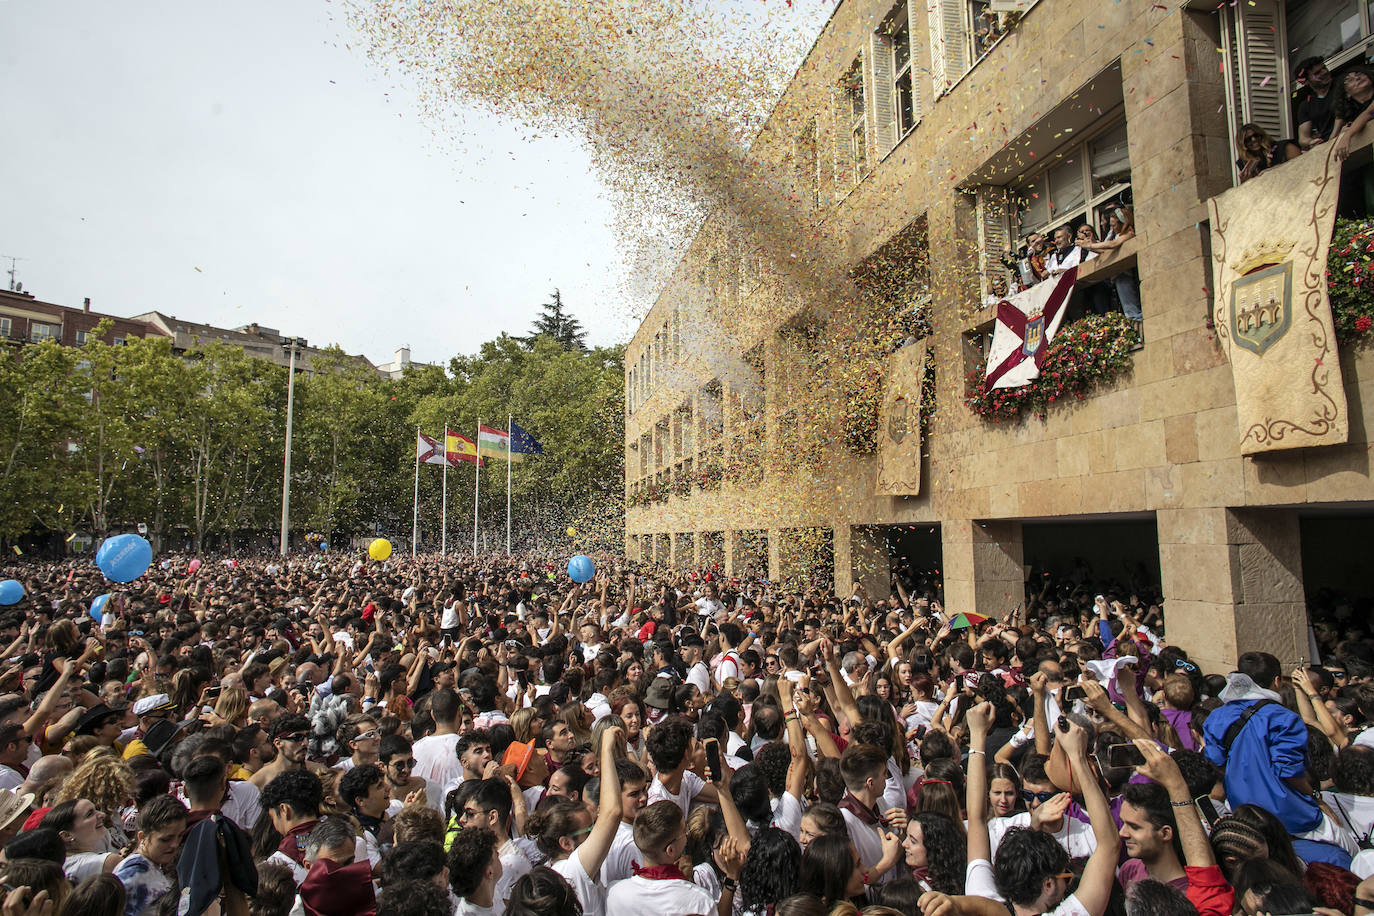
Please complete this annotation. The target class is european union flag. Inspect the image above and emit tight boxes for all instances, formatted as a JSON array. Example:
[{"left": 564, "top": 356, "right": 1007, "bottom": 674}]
[{"left": 510, "top": 420, "right": 544, "bottom": 456}]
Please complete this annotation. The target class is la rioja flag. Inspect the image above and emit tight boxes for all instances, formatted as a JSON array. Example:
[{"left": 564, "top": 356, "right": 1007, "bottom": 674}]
[{"left": 984, "top": 268, "right": 1078, "bottom": 390}]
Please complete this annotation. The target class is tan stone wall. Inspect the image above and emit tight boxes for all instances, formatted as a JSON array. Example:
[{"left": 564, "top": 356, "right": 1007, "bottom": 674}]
[{"left": 624, "top": 0, "right": 1374, "bottom": 666}]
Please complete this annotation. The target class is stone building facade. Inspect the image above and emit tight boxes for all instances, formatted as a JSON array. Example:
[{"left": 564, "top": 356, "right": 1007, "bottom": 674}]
[{"left": 623, "top": 0, "right": 1374, "bottom": 672}]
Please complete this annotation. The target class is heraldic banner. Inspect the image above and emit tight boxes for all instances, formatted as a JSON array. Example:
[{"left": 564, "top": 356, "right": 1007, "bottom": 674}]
[
  {"left": 877, "top": 340, "right": 929, "bottom": 497},
  {"left": 1208, "top": 142, "right": 1347, "bottom": 454},
  {"left": 985, "top": 268, "right": 1078, "bottom": 390}
]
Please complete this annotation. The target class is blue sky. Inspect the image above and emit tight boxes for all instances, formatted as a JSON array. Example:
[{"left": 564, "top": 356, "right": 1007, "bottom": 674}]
[{"left": 0, "top": 0, "right": 831, "bottom": 366}]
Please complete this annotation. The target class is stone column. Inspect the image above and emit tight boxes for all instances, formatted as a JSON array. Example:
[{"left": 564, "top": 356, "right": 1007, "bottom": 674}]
[
  {"left": 834, "top": 525, "right": 892, "bottom": 599},
  {"left": 1157, "top": 507, "right": 1307, "bottom": 674},
  {"left": 942, "top": 519, "right": 1024, "bottom": 617},
  {"left": 768, "top": 528, "right": 784, "bottom": 583}
]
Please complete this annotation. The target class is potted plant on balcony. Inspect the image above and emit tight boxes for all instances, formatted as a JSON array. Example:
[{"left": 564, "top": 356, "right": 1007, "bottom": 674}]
[{"left": 1327, "top": 217, "right": 1374, "bottom": 343}]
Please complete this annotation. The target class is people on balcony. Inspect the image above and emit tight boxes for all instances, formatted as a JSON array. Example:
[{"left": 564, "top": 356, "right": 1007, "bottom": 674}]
[
  {"left": 1044, "top": 225, "right": 1086, "bottom": 275},
  {"left": 1082, "top": 206, "right": 1141, "bottom": 323},
  {"left": 1237, "top": 123, "right": 1301, "bottom": 183},
  {"left": 1295, "top": 57, "right": 1336, "bottom": 150},
  {"left": 1333, "top": 66, "right": 1374, "bottom": 163}
]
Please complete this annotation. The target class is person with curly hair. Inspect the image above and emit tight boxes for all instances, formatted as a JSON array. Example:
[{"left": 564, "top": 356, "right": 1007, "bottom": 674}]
[
  {"left": 55, "top": 750, "right": 134, "bottom": 851},
  {"left": 738, "top": 826, "right": 801, "bottom": 916},
  {"left": 903, "top": 812, "right": 965, "bottom": 894}
]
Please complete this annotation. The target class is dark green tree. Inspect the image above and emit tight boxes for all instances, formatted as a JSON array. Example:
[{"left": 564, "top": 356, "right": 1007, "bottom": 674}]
[{"left": 524, "top": 289, "right": 587, "bottom": 351}]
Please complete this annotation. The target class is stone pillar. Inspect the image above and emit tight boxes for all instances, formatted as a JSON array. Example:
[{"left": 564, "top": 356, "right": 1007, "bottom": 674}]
[
  {"left": 1157, "top": 508, "right": 1307, "bottom": 674},
  {"left": 835, "top": 525, "right": 892, "bottom": 599},
  {"left": 768, "top": 528, "right": 784, "bottom": 583},
  {"left": 942, "top": 519, "right": 1024, "bottom": 617}
]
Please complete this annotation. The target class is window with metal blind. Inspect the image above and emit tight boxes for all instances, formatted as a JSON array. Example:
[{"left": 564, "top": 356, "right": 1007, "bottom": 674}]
[
  {"left": 795, "top": 118, "right": 820, "bottom": 209},
  {"left": 837, "top": 57, "right": 868, "bottom": 187},
  {"left": 1221, "top": 0, "right": 1290, "bottom": 184},
  {"left": 1010, "top": 117, "right": 1133, "bottom": 242},
  {"left": 887, "top": 4, "right": 919, "bottom": 141},
  {"left": 928, "top": 0, "right": 970, "bottom": 96},
  {"left": 975, "top": 189, "right": 1013, "bottom": 301}
]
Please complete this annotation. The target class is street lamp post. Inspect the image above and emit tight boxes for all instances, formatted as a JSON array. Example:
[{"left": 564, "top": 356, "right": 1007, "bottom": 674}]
[{"left": 280, "top": 338, "right": 302, "bottom": 556}]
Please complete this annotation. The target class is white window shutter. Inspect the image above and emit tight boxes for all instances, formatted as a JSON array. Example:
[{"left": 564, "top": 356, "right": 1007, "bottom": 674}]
[
  {"left": 1221, "top": 0, "right": 1289, "bottom": 176},
  {"left": 906, "top": 1, "right": 924, "bottom": 122},
  {"left": 831, "top": 89, "right": 850, "bottom": 193},
  {"left": 976, "top": 189, "right": 1011, "bottom": 300},
  {"left": 929, "top": 0, "right": 969, "bottom": 96},
  {"left": 870, "top": 32, "right": 896, "bottom": 156}
]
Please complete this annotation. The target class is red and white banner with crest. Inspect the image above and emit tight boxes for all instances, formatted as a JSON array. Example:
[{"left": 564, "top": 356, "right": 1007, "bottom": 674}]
[{"left": 984, "top": 268, "right": 1078, "bottom": 390}]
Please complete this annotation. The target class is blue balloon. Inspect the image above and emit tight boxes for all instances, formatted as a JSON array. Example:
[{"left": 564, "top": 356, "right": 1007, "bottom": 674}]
[
  {"left": 0, "top": 580, "right": 23, "bottom": 606},
  {"left": 567, "top": 554, "right": 596, "bottom": 584},
  {"left": 319, "top": 542, "right": 329, "bottom": 551},
  {"left": 89, "top": 593, "right": 111, "bottom": 622},
  {"left": 95, "top": 533, "right": 153, "bottom": 583}
]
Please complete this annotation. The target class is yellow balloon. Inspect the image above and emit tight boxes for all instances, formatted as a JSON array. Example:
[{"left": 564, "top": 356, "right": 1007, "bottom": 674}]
[
  {"left": 566, "top": 527, "right": 577, "bottom": 538},
  {"left": 368, "top": 538, "right": 392, "bottom": 561}
]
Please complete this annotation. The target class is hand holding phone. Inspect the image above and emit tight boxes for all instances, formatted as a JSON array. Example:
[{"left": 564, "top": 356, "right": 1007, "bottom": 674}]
[
  {"left": 1108, "top": 743, "right": 1147, "bottom": 768},
  {"left": 704, "top": 738, "right": 722, "bottom": 783}
]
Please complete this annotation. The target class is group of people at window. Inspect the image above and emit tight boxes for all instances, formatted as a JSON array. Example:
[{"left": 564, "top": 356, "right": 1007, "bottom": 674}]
[
  {"left": 1236, "top": 58, "right": 1374, "bottom": 185},
  {"left": 993, "top": 207, "right": 1142, "bottom": 325}
]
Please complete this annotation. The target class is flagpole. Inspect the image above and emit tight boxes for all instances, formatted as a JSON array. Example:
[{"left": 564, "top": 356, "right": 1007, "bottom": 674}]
[
  {"left": 473, "top": 418, "right": 481, "bottom": 557},
  {"left": 441, "top": 426, "right": 449, "bottom": 556},
  {"left": 506, "top": 415, "right": 512, "bottom": 556},
  {"left": 411, "top": 426, "right": 421, "bottom": 557}
]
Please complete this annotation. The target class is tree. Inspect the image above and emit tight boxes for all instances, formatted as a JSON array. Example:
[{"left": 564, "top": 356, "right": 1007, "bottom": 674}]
[
  {"left": 524, "top": 289, "right": 588, "bottom": 351},
  {"left": 0, "top": 340, "right": 85, "bottom": 542}
]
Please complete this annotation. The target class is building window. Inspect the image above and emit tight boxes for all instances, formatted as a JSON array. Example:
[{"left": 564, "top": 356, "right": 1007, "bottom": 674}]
[
  {"left": 837, "top": 57, "right": 868, "bottom": 187},
  {"left": 112, "top": 337, "right": 126, "bottom": 346},
  {"left": 0, "top": 318, "right": 9, "bottom": 338},
  {"left": 75, "top": 330, "right": 89, "bottom": 345},
  {"left": 891, "top": 7, "right": 918, "bottom": 138},
  {"left": 969, "top": 1, "right": 1012, "bottom": 59},
  {"left": 30, "top": 323, "right": 56, "bottom": 342},
  {"left": 1287, "top": 0, "right": 1371, "bottom": 66},
  {"left": 1012, "top": 119, "right": 1132, "bottom": 242}
]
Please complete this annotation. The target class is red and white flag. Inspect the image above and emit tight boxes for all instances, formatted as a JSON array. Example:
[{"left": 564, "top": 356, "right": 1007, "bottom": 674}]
[
  {"left": 984, "top": 268, "right": 1078, "bottom": 390},
  {"left": 416, "top": 432, "right": 448, "bottom": 466}
]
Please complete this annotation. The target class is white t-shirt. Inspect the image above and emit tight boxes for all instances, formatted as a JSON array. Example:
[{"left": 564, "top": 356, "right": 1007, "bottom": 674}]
[
  {"left": 495, "top": 838, "right": 533, "bottom": 908},
  {"left": 603, "top": 821, "right": 639, "bottom": 884},
  {"left": 649, "top": 771, "right": 705, "bottom": 820},
  {"left": 687, "top": 662, "right": 711, "bottom": 694},
  {"left": 772, "top": 791, "right": 804, "bottom": 839},
  {"left": 605, "top": 875, "right": 715, "bottom": 916},
  {"left": 841, "top": 806, "right": 893, "bottom": 885},
  {"left": 966, "top": 857, "right": 1092, "bottom": 916},
  {"left": 455, "top": 900, "right": 499, "bottom": 916},
  {"left": 1325, "top": 791, "right": 1374, "bottom": 843},
  {"left": 552, "top": 846, "right": 606, "bottom": 916},
  {"left": 715, "top": 653, "right": 740, "bottom": 687},
  {"left": 441, "top": 603, "right": 462, "bottom": 629},
  {"left": 412, "top": 732, "right": 463, "bottom": 786},
  {"left": 64, "top": 851, "right": 109, "bottom": 884},
  {"left": 989, "top": 810, "right": 1098, "bottom": 859}
]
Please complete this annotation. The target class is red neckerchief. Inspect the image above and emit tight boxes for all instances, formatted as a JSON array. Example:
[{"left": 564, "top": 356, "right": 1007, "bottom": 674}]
[
  {"left": 276, "top": 819, "right": 319, "bottom": 865},
  {"left": 631, "top": 862, "right": 690, "bottom": 881},
  {"left": 838, "top": 790, "right": 881, "bottom": 827}
]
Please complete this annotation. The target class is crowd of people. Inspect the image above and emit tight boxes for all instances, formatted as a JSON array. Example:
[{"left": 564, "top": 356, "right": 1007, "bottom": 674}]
[{"left": 0, "top": 551, "right": 1366, "bottom": 916}]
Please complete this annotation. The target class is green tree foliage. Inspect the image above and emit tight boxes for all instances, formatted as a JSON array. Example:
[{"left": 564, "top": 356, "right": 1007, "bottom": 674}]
[
  {"left": 524, "top": 289, "right": 588, "bottom": 351},
  {"left": 0, "top": 312, "right": 624, "bottom": 554}
]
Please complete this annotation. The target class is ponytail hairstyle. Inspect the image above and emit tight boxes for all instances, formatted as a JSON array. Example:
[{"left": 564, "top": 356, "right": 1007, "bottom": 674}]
[
  {"left": 505, "top": 865, "right": 585, "bottom": 916},
  {"left": 524, "top": 797, "right": 587, "bottom": 860}
]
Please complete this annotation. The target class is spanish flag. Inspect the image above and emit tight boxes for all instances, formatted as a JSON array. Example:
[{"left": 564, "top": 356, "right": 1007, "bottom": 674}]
[{"left": 445, "top": 429, "right": 481, "bottom": 465}]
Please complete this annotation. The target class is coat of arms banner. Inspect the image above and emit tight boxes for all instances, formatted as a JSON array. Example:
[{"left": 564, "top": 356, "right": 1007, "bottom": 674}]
[
  {"left": 877, "top": 340, "right": 928, "bottom": 497},
  {"left": 1208, "top": 143, "right": 1347, "bottom": 454}
]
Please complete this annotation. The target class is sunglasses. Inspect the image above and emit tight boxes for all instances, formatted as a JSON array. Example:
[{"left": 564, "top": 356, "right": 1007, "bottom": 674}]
[
  {"left": 461, "top": 806, "right": 494, "bottom": 820},
  {"left": 278, "top": 734, "right": 308, "bottom": 744},
  {"left": 355, "top": 730, "right": 380, "bottom": 741},
  {"left": 1020, "top": 790, "right": 1058, "bottom": 804}
]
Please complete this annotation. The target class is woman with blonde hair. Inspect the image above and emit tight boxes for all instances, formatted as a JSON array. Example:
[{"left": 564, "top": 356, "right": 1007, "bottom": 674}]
[
  {"left": 590, "top": 714, "right": 628, "bottom": 773},
  {"left": 213, "top": 686, "right": 249, "bottom": 728},
  {"left": 57, "top": 749, "right": 135, "bottom": 851},
  {"left": 510, "top": 707, "right": 544, "bottom": 745},
  {"left": 559, "top": 703, "right": 593, "bottom": 746}
]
